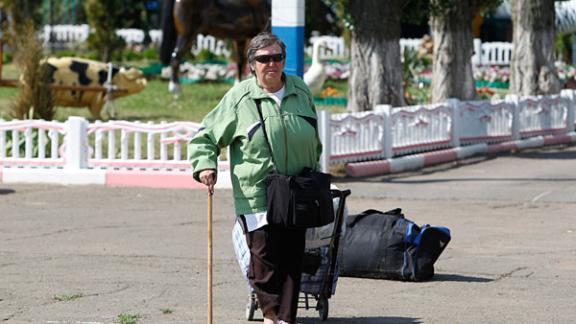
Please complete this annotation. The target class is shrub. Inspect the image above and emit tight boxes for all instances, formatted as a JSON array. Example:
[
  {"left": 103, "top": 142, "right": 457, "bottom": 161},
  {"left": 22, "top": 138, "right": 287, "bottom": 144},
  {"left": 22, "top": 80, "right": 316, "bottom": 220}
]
[{"left": 10, "top": 22, "right": 55, "bottom": 120}]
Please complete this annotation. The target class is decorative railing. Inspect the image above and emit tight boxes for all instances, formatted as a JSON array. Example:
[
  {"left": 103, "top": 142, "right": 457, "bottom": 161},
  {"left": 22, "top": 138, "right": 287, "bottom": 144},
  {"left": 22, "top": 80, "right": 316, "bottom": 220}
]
[
  {"left": 390, "top": 102, "right": 455, "bottom": 155},
  {"left": 0, "top": 119, "right": 66, "bottom": 167},
  {"left": 87, "top": 120, "right": 202, "bottom": 170},
  {"left": 515, "top": 95, "right": 571, "bottom": 138},
  {"left": 316, "top": 90, "right": 576, "bottom": 171},
  {"left": 2, "top": 90, "right": 575, "bottom": 174},
  {"left": 458, "top": 99, "right": 515, "bottom": 144},
  {"left": 329, "top": 111, "right": 386, "bottom": 164}
]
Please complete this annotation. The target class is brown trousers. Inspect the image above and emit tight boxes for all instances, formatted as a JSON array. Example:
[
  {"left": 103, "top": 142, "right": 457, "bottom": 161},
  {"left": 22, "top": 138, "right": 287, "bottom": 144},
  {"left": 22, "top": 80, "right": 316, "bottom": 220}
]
[{"left": 245, "top": 225, "right": 306, "bottom": 324}]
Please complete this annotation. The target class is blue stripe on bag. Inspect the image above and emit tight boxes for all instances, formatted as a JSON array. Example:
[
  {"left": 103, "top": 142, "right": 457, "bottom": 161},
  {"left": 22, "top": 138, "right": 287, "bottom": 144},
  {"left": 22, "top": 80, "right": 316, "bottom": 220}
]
[{"left": 413, "top": 225, "right": 451, "bottom": 246}]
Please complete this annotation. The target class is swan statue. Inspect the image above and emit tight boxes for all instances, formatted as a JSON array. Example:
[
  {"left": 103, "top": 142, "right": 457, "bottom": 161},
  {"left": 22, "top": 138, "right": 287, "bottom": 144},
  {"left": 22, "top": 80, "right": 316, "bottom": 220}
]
[{"left": 304, "top": 39, "right": 331, "bottom": 96}]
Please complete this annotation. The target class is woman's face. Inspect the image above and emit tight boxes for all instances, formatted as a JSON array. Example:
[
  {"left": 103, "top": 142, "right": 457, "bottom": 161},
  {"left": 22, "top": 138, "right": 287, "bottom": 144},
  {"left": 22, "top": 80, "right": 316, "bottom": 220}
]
[{"left": 252, "top": 44, "right": 285, "bottom": 90}]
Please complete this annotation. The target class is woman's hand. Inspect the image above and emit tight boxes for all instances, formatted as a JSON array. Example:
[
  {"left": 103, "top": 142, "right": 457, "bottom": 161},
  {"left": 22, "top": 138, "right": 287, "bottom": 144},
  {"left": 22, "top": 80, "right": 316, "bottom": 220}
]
[{"left": 199, "top": 169, "right": 217, "bottom": 195}]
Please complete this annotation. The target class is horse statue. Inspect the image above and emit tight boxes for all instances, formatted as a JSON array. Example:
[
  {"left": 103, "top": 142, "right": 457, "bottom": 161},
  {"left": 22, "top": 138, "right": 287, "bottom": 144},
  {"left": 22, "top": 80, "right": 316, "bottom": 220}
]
[{"left": 160, "top": 0, "right": 271, "bottom": 96}]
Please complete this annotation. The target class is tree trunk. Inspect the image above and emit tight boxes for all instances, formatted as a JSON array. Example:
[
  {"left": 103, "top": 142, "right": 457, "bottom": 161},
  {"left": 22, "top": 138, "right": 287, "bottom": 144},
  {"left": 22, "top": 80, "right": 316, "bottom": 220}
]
[
  {"left": 348, "top": 0, "right": 404, "bottom": 112},
  {"left": 430, "top": 0, "right": 476, "bottom": 103},
  {"left": 510, "top": 0, "right": 560, "bottom": 96}
]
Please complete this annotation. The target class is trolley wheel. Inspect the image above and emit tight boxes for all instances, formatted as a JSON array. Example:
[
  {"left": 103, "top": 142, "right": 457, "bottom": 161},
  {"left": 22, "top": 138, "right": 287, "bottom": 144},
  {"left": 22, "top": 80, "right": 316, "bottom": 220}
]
[
  {"left": 246, "top": 293, "right": 257, "bottom": 321},
  {"left": 317, "top": 297, "right": 329, "bottom": 321}
]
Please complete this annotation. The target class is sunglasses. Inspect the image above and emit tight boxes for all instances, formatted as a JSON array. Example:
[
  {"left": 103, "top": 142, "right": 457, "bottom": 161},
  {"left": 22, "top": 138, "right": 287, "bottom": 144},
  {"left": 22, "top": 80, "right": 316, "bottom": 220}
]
[{"left": 254, "top": 53, "right": 285, "bottom": 63}]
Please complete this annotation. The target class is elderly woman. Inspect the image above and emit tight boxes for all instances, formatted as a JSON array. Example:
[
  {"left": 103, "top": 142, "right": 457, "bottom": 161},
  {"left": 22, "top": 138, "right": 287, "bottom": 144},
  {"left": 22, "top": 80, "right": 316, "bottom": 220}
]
[{"left": 189, "top": 32, "right": 321, "bottom": 324}]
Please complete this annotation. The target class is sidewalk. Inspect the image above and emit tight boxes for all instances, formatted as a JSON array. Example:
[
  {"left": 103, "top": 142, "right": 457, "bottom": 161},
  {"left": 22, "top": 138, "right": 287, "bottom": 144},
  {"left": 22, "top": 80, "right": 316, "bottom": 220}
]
[{"left": 1, "top": 145, "right": 575, "bottom": 323}]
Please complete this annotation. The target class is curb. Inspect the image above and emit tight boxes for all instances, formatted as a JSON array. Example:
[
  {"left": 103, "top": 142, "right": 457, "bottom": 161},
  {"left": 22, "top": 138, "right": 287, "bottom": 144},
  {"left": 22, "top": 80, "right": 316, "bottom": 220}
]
[
  {"left": 346, "top": 132, "right": 576, "bottom": 178},
  {"left": 0, "top": 167, "right": 233, "bottom": 190}
]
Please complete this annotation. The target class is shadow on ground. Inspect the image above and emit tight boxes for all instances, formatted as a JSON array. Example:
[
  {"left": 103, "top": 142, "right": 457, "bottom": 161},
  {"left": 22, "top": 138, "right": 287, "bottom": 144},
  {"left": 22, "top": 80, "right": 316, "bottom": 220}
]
[
  {"left": 515, "top": 149, "right": 576, "bottom": 160},
  {"left": 383, "top": 177, "right": 576, "bottom": 184},
  {"left": 0, "top": 188, "right": 16, "bottom": 195},
  {"left": 298, "top": 316, "right": 421, "bottom": 323},
  {"left": 432, "top": 273, "right": 493, "bottom": 283}
]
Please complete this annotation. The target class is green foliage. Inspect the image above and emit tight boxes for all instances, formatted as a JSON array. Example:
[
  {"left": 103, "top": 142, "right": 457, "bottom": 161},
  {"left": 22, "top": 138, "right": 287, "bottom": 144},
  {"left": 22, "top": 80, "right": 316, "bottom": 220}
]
[
  {"left": 401, "top": 0, "right": 431, "bottom": 25},
  {"left": 142, "top": 48, "right": 159, "bottom": 61},
  {"left": 118, "top": 48, "right": 159, "bottom": 62},
  {"left": 305, "top": 0, "right": 342, "bottom": 38},
  {"left": 54, "top": 49, "right": 79, "bottom": 58},
  {"left": 323, "top": 0, "right": 352, "bottom": 30},
  {"left": 194, "top": 49, "right": 219, "bottom": 62},
  {"left": 84, "top": 0, "right": 127, "bottom": 62},
  {"left": 1, "top": 0, "right": 44, "bottom": 28},
  {"left": 402, "top": 48, "right": 431, "bottom": 105},
  {"left": 3, "top": 128, "right": 54, "bottom": 158},
  {"left": 117, "top": 313, "right": 141, "bottom": 324},
  {"left": 405, "top": 82, "right": 431, "bottom": 105},
  {"left": 427, "top": 0, "right": 503, "bottom": 17},
  {"left": 121, "top": 49, "right": 144, "bottom": 62},
  {"left": 3, "top": 51, "right": 13, "bottom": 64},
  {"left": 53, "top": 293, "right": 84, "bottom": 302},
  {"left": 188, "top": 49, "right": 228, "bottom": 64},
  {"left": 0, "top": 62, "right": 349, "bottom": 123},
  {"left": 325, "top": 0, "right": 502, "bottom": 30},
  {"left": 10, "top": 22, "right": 55, "bottom": 120},
  {"left": 556, "top": 32, "right": 573, "bottom": 63},
  {"left": 402, "top": 48, "right": 430, "bottom": 85}
]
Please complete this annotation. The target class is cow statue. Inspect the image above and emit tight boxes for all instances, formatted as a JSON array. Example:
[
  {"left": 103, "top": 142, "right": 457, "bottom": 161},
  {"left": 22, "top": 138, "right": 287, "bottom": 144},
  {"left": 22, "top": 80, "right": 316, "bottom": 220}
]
[{"left": 42, "top": 57, "right": 147, "bottom": 119}]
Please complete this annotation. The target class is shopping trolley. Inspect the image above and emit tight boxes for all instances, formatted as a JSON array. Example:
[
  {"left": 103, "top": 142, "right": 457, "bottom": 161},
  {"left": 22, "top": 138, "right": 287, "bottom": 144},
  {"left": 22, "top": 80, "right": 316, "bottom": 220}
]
[{"left": 233, "top": 189, "right": 351, "bottom": 321}]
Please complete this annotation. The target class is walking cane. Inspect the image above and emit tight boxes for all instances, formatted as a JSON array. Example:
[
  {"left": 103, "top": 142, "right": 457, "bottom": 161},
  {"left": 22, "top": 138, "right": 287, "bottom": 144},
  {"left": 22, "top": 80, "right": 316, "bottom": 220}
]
[{"left": 207, "top": 190, "right": 213, "bottom": 324}]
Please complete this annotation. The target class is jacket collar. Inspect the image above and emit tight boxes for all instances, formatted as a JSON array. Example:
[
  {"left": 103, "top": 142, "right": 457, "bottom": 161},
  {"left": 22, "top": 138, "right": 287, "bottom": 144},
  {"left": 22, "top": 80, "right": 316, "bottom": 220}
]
[{"left": 247, "top": 73, "right": 297, "bottom": 100}]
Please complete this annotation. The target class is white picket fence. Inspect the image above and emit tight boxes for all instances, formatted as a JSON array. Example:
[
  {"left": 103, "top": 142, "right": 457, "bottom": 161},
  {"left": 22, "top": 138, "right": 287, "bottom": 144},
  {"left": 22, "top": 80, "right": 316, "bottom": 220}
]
[
  {"left": 1, "top": 90, "right": 575, "bottom": 175},
  {"left": 41, "top": 24, "right": 515, "bottom": 65}
]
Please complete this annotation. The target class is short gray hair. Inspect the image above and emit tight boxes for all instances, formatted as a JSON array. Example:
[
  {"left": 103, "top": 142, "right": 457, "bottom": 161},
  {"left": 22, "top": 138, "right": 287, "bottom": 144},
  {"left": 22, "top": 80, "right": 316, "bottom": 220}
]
[{"left": 247, "top": 32, "right": 286, "bottom": 74}]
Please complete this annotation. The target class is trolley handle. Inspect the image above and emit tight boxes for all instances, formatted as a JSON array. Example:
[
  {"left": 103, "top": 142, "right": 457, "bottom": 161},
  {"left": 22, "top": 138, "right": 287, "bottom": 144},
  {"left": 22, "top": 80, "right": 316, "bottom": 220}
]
[{"left": 320, "top": 188, "right": 351, "bottom": 299}]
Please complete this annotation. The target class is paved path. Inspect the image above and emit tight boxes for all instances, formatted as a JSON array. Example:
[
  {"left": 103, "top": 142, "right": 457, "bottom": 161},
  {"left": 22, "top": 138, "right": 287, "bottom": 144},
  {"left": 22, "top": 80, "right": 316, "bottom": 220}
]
[{"left": 1, "top": 145, "right": 575, "bottom": 323}]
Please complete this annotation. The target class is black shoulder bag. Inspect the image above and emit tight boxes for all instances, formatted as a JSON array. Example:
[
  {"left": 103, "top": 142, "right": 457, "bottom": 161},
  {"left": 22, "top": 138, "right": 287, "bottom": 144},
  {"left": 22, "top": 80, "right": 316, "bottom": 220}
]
[{"left": 255, "top": 99, "right": 334, "bottom": 229}]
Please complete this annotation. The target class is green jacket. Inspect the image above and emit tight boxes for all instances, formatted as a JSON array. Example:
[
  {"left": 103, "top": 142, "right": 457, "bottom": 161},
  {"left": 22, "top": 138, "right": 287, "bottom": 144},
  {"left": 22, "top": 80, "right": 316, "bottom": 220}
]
[{"left": 188, "top": 75, "right": 322, "bottom": 215}]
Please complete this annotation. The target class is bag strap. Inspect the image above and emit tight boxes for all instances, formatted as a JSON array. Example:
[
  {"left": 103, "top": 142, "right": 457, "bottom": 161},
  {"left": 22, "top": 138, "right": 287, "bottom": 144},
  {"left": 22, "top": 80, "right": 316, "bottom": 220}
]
[
  {"left": 254, "top": 98, "right": 279, "bottom": 172},
  {"left": 346, "top": 208, "right": 404, "bottom": 227}
]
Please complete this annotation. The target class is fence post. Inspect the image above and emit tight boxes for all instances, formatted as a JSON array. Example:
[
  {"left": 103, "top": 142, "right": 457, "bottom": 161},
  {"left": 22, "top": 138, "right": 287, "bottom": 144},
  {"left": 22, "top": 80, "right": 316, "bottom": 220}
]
[
  {"left": 473, "top": 38, "right": 482, "bottom": 66},
  {"left": 318, "top": 109, "right": 331, "bottom": 173},
  {"left": 375, "top": 104, "right": 393, "bottom": 159},
  {"left": 506, "top": 94, "right": 521, "bottom": 140},
  {"left": 560, "top": 89, "right": 576, "bottom": 132},
  {"left": 447, "top": 98, "right": 461, "bottom": 147},
  {"left": 64, "top": 116, "right": 89, "bottom": 169}
]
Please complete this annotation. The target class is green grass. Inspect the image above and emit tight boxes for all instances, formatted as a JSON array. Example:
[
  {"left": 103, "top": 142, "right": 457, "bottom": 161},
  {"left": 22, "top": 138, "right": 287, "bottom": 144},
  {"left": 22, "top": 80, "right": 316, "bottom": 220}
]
[
  {"left": 160, "top": 308, "right": 174, "bottom": 314},
  {"left": 0, "top": 62, "right": 348, "bottom": 122},
  {"left": 53, "top": 293, "right": 83, "bottom": 302},
  {"left": 117, "top": 313, "right": 141, "bottom": 324}
]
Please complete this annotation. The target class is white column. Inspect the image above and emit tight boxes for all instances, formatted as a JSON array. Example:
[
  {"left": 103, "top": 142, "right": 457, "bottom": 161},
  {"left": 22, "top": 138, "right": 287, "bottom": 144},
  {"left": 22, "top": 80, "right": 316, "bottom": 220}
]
[
  {"left": 561, "top": 89, "right": 576, "bottom": 132},
  {"left": 0, "top": 119, "right": 5, "bottom": 159},
  {"left": 506, "top": 94, "right": 521, "bottom": 140},
  {"left": 64, "top": 116, "right": 89, "bottom": 169},
  {"left": 375, "top": 105, "right": 393, "bottom": 159},
  {"left": 317, "top": 109, "right": 331, "bottom": 173},
  {"left": 447, "top": 98, "right": 461, "bottom": 147},
  {"left": 472, "top": 38, "right": 482, "bottom": 66}
]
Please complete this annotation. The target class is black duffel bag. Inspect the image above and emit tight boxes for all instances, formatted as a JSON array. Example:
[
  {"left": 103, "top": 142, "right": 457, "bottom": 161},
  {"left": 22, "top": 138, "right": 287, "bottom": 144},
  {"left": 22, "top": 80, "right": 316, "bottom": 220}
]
[{"left": 339, "top": 208, "right": 451, "bottom": 281}]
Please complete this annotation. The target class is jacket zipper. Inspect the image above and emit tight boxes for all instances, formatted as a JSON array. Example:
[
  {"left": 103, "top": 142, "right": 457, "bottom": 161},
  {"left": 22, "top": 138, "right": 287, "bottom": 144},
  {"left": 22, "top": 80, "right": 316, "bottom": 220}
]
[{"left": 273, "top": 98, "right": 289, "bottom": 174}]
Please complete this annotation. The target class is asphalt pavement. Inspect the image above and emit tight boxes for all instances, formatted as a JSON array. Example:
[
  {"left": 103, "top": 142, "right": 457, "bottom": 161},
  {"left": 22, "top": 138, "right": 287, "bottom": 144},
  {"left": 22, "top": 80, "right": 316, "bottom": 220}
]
[{"left": 1, "top": 145, "right": 575, "bottom": 323}]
